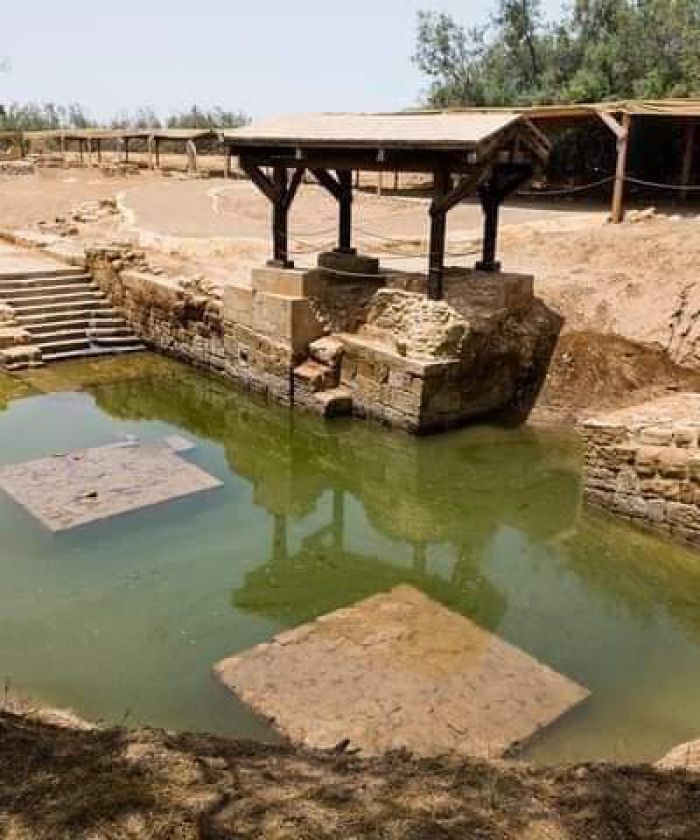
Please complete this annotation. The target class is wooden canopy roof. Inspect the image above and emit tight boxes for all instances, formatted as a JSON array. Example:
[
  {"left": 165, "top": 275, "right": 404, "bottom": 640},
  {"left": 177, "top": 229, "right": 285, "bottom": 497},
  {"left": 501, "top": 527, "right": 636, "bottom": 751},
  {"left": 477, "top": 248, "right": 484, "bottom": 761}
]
[
  {"left": 24, "top": 128, "right": 219, "bottom": 143},
  {"left": 221, "top": 110, "right": 549, "bottom": 174}
]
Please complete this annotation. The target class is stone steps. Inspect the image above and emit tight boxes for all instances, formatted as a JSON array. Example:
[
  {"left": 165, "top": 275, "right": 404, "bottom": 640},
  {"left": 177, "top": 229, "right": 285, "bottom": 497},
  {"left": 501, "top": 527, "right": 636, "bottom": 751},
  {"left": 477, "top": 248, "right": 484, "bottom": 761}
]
[
  {"left": 0, "top": 267, "right": 87, "bottom": 283},
  {"left": 0, "top": 281, "right": 97, "bottom": 299},
  {"left": 0, "top": 273, "right": 94, "bottom": 291},
  {"left": 23, "top": 317, "right": 129, "bottom": 334},
  {"left": 42, "top": 344, "right": 146, "bottom": 364},
  {"left": 295, "top": 336, "right": 353, "bottom": 418},
  {"left": 0, "top": 267, "right": 143, "bottom": 369},
  {"left": 10, "top": 292, "right": 106, "bottom": 312},
  {"left": 16, "top": 310, "right": 123, "bottom": 327}
]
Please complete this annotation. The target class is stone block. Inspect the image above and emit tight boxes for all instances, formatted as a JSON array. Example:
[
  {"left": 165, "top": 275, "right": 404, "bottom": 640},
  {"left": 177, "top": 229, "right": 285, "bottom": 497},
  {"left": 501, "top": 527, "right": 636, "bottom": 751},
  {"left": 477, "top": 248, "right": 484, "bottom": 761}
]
[
  {"left": 314, "top": 387, "right": 353, "bottom": 418},
  {"left": 222, "top": 284, "right": 253, "bottom": 328},
  {"left": 673, "top": 427, "right": 698, "bottom": 448},
  {"left": 318, "top": 250, "right": 380, "bottom": 277},
  {"left": 445, "top": 269, "right": 534, "bottom": 314},
  {"left": 252, "top": 291, "right": 325, "bottom": 355},
  {"left": 309, "top": 335, "right": 344, "bottom": 367},
  {"left": 293, "top": 360, "right": 336, "bottom": 394},
  {"left": 0, "top": 326, "right": 30, "bottom": 350},
  {"left": 252, "top": 266, "right": 326, "bottom": 298},
  {"left": 0, "top": 344, "right": 42, "bottom": 370}
]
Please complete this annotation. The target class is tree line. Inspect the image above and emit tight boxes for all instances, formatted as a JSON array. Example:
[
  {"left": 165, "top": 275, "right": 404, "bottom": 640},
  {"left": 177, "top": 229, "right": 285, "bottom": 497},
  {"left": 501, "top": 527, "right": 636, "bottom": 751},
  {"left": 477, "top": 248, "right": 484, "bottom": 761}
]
[
  {"left": 0, "top": 103, "right": 248, "bottom": 132},
  {"left": 414, "top": 0, "right": 700, "bottom": 107}
]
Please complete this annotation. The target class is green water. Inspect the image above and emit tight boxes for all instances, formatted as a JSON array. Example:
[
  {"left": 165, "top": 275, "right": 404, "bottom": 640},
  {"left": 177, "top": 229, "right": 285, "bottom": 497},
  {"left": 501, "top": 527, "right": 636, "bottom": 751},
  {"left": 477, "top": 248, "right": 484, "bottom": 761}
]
[{"left": 1, "top": 354, "right": 699, "bottom": 765}]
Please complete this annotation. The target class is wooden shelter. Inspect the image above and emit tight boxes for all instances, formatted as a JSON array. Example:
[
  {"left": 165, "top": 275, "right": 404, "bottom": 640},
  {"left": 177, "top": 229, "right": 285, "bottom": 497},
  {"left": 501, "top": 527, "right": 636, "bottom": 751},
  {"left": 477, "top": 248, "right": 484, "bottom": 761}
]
[
  {"left": 519, "top": 99, "right": 700, "bottom": 222},
  {"left": 23, "top": 127, "right": 220, "bottom": 172},
  {"left": 222, "top": 111, "right": 550, "bottom": 299}
]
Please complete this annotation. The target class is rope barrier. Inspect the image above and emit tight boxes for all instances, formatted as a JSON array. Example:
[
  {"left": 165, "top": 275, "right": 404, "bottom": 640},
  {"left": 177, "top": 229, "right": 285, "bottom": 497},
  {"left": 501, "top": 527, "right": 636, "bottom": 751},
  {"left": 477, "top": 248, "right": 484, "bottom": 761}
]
[
  {"left": 624, "top": 175, "right": 700, "bottom": 192},
  {"left": 517, "top": 175, "right": 614, "bottom": 197}
]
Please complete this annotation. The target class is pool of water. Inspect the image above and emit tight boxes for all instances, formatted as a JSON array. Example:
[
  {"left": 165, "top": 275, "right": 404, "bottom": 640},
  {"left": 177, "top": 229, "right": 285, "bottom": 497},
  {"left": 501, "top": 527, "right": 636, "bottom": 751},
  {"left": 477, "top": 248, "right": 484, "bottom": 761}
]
[{"left": 1, "top": 354, "right": 699, "bottom": 765}]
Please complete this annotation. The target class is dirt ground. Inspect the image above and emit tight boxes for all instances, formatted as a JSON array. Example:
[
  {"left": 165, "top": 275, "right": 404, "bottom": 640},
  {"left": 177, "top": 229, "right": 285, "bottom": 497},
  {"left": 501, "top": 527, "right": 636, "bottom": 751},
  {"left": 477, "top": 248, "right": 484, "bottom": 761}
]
[
  {"left": 1, "top": 166, "right": 699, "bottom": 416},
  {"left": 1, "top": 710, "right": 699, "bottom": 840}
]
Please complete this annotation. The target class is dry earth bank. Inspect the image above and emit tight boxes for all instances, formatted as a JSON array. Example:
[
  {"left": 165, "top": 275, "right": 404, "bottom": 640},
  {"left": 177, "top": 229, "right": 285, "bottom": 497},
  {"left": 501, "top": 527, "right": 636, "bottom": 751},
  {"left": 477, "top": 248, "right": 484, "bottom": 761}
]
[{"left": 1, "top": 710, "right": 699, "bottom": 840}]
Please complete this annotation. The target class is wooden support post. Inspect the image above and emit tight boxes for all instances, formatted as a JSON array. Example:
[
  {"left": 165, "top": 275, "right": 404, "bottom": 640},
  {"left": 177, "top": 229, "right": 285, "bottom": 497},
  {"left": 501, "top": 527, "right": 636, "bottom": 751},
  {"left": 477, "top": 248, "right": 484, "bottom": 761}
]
[
  {"left": 611, "top": 112, "right": 631, "bottom": 223},
  {"left": 124, "top": 137, "right": 129, "bottom": 164},
  {"left": 394, "top": 170, "right": 399, "bottom": 191},
  {"left": 377, "top": 169, "right": 384, "bottom": 197},
  {"left": 223, "top": 148, "right": 232, "bottom": 179},
  {"left": 337, "top": 170, "right": 354, "bottom": 253},
  {"left": 271, "top": 167, "right": 290, "bottom": 266},
  {"left": 97, "top": 138, "right": 102, "bottom": 164},
  {"left": 155, "top": 137, "right": 161, "bottom": 169},
  {"left": 475, "top": 162, "right": 534, "bottom": 272},
  {"left": 241, "top": 160, "right": 304, "bottom": 268},
  {"left": 476, "top": 187, "right": 501, "bottom": 272},
  {"left": 147, "top": 135, "right": 155, "bottom": 170},
  {"left": 428, "top": 167, "right": 450, "bottom": 301},
  {"left": 186, "top": 139, "right": 197, "bottom": 174},
  {"left": 79, "top": 139, "right": 84, "bottom": 166},
  {"left": 681, "top": 122, "right": 696, "bottom": 201}
]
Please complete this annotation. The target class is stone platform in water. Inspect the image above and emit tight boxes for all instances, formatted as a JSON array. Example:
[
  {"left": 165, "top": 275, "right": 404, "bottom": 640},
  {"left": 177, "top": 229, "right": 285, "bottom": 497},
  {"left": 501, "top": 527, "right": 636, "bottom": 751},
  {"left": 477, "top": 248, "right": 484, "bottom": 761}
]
[
  {"left": 0, "top": 437, "right": 221, "bottom": 531},
  {"left": 214, "top": 585, "right": 589, "bottom": 758}
]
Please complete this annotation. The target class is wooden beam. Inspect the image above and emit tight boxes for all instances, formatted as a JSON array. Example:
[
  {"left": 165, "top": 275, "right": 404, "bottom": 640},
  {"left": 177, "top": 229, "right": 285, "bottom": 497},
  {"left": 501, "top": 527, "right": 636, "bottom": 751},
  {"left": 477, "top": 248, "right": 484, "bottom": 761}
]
[
  {"left": 611, "top": 112, "right": 632, "bottom": 223},
  {"left": 428, "top": 167, "right": 450, "bottom": 300},
  {"left": 312, "top": 168, "right": 354, "bottom": 252},
  {"left": 432, "top": 163, "right": 489, "bottom": 216},
  {"left": 311, "top": 168, "right": 343, "bottom": 200},
  {"left": 241, "top": 161, "right": 305, "bottom": 268},
  {"left": 681, "top": 122, "right": 696, "bottom": 201},
  {"left": 597, "top": 110, "right": 627, "bottom": 141},
  {"left": 241, "top": 161, "right": 284, "bottom": 204},
  {"left": 283, "top": 166, "right": 304, "bottom": 211}
]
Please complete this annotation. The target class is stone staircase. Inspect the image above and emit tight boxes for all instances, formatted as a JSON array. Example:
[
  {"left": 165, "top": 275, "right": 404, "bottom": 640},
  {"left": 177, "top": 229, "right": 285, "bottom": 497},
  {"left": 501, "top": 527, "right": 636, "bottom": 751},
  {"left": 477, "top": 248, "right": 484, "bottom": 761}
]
[
  {"left": 0, "top": 266, "right": 144, "bottom": 369},
  {"left": 293, "top": 336, "right": 353, "bottom": 417}
]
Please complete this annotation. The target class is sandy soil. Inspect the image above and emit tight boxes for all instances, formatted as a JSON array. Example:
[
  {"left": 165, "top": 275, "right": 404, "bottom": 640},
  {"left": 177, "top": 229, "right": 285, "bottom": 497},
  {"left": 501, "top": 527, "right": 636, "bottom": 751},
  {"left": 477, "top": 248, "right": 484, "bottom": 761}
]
[{"left": 1, "top": 709, "right": 699, "bottom": 840}]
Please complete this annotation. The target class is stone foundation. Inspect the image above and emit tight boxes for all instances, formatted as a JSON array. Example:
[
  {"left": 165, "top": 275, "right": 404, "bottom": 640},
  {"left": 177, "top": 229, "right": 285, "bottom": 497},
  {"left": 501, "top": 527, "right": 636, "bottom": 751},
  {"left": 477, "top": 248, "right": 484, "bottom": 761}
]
[
  {"left": 581, "top": 394, "right": 700, "bottom": 548},
  {"left": 87, "top": 248, "right": 560, "bottom": 434}
]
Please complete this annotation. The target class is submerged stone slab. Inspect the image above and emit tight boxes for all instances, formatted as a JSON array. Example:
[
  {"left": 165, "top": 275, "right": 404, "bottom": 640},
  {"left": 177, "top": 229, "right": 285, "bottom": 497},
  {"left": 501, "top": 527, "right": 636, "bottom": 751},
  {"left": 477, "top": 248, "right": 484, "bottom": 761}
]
[
  {"left": 0, "top": 438, "right": 222, "bottom": 532},
  {"left": 214, "top": 585, "right": 589, "bottom": 758}
]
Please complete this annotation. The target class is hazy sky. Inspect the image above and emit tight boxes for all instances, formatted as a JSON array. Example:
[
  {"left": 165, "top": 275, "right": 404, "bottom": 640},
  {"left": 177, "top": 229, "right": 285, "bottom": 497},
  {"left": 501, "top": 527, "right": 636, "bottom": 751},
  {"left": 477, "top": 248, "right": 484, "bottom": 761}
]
[{"left": 2, "top": 0, "right": 561, "bottom": 119}]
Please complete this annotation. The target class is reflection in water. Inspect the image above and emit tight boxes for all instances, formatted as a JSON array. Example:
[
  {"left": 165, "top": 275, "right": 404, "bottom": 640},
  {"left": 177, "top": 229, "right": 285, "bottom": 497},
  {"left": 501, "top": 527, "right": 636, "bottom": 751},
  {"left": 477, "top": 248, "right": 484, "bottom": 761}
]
[{"left": 0, "top": 354, "right": 699, "bottom": 764}]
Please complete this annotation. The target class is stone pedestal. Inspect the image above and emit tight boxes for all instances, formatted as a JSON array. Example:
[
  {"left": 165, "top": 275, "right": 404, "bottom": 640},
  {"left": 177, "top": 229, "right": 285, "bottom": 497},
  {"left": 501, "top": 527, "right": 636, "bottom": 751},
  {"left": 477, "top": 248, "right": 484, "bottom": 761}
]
[{"left": 337, "top": 270, "right": 559, "bottom": 433}]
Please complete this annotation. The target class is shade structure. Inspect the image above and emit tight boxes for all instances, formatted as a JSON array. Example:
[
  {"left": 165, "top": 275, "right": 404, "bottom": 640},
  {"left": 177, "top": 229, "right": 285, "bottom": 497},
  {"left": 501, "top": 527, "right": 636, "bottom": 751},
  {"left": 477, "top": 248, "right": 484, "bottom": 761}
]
[{"left": 221, "top": 110, "right": 550, "bottom": 298}]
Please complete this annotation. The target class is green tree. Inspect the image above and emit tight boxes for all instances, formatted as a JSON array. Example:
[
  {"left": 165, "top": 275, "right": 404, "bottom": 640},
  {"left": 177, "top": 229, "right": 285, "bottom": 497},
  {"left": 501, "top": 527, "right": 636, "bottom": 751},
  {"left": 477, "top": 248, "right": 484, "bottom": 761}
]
[{"left": 414, "top": 0, "right": 700, "bottom": 106}]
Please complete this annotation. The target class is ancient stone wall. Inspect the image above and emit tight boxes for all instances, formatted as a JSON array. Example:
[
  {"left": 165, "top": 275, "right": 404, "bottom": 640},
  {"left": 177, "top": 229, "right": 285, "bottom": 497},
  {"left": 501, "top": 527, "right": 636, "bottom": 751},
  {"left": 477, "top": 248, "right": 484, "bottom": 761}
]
[
  {"left": 87, "top": 249, "right": 560, "bottom": 435},
  {"left": 582, "top": 394, "right": 700, "bottom": 548},
  {"left": 338, "top": 272, "right": 560, "bottom": 433}
]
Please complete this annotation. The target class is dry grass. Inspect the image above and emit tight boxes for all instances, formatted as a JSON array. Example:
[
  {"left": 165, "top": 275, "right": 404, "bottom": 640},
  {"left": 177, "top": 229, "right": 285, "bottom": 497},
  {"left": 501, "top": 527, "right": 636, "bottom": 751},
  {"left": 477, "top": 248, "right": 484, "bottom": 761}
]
[{"left": 0, "top": 711, "right": 699, "bottom": 839}]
